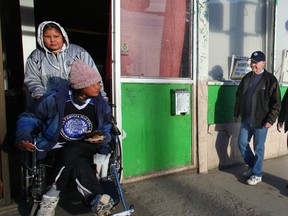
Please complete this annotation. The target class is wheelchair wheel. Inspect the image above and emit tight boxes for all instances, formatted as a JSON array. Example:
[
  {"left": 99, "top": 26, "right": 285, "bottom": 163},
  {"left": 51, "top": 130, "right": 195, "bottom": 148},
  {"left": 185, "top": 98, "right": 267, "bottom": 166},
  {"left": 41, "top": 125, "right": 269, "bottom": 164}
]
[
  {"left": 21, "top": 162, "right": 38, "bottom": 215},
  {"left": 21, "top": 152, "right": 33, "bottom": 204},
  {"left": 109, "top": 134, "right": 123, "bottom": 182}
]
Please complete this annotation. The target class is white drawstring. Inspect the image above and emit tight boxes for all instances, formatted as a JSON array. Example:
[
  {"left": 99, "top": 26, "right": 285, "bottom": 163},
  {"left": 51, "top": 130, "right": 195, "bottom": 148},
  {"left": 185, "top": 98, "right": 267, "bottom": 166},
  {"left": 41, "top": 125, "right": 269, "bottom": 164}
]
[{"left": 34, "top": 145, "right": 44, "bottom": 152}]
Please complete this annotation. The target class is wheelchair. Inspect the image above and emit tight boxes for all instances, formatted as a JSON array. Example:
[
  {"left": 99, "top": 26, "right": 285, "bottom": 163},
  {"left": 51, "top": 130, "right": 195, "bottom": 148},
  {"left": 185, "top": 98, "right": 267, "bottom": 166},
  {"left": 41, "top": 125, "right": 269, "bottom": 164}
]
[{"left": 21, "top": 113, "right": 134, "bottom": 216}]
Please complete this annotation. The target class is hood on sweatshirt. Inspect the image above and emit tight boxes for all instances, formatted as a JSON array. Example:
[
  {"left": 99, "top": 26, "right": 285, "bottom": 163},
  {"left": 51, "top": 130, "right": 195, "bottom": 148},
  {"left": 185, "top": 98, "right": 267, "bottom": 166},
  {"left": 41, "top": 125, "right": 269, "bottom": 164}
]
[{"left": 37, "top": 21, "right": 69, "bottom": 53}]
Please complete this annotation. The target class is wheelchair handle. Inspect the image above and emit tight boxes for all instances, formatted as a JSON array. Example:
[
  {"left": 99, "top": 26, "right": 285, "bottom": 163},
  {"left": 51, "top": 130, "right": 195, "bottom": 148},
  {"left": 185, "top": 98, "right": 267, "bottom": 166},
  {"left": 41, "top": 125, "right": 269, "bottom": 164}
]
[
  {"left": 109, "top": 103, "right": 121, "bottom": 135},
  {"left": 112, "top": 124, "right": 121, "bottom": 136},
  {"left": 111, "top": 116, "right": 121, "bottom": 135}
]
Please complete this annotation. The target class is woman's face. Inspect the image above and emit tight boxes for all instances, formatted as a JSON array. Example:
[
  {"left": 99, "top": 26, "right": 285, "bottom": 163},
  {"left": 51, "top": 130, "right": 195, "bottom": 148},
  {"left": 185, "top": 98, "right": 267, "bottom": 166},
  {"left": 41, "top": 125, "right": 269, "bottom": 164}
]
[
  {"left": 81, "top": 82, "right": 102, "bottom": 98},
  {"left": 43, "top": 27, "right": 65, "bottom": 53}
]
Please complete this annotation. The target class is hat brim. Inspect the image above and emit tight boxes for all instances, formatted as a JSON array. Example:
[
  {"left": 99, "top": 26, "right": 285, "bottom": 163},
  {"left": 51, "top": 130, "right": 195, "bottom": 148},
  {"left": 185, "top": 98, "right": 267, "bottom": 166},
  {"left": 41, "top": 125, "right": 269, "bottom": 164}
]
[{"left": 250, "top": 58, "right": 264, "bottom": 63}]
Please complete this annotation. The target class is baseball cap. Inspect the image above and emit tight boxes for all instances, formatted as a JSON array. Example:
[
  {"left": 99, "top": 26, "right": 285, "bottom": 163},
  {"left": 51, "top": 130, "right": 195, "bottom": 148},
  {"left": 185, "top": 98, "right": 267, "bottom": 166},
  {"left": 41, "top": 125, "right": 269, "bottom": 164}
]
[{"left": 250, "top": 51, "right": 265, "bottom": 62}]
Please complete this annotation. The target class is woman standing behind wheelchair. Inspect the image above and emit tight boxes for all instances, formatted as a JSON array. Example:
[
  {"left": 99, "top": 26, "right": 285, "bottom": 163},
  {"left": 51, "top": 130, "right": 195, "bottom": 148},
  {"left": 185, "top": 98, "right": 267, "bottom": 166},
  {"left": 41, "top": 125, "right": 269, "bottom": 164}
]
[
  {"left": 16, "top": 60, "right": 114, "bottom": 216},
  {"left": 24, "top": 20, "right": 107, "bottom": 102}
]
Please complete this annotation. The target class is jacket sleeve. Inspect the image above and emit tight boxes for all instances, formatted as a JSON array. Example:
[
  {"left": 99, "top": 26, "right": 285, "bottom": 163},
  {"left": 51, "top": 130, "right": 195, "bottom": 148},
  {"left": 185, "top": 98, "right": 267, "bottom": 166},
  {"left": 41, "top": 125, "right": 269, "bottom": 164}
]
[
  {"left": 278, "top": 89, "right": 288, "bottom": 124},
  {"left": 234, "top": 79, "right": 244, "bottom": 118},
  {"left": 96, "top": 98, "right": 112, "bottom": 142},
  {"left": 24, "top": 52, "right": 46, "bottom": 98},
  {"left": 266, "top": 80, "right": 281, "bottom": 125},
  {"left": 15, "top": 95, "right": 55, "bottom": 149},
  {"left": 103, "top": 103, "right": 112, "bottom": 142},
  {"left": 15, "top": 111, "right": 43, "bottom": 148}
]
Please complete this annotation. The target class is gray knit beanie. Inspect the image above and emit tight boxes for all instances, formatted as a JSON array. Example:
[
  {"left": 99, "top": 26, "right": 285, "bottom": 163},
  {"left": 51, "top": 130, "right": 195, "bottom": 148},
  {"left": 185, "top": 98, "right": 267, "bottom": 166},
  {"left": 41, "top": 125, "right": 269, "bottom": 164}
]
[{"left": 69, "top": 60, "right": 102, "bottom": 89}]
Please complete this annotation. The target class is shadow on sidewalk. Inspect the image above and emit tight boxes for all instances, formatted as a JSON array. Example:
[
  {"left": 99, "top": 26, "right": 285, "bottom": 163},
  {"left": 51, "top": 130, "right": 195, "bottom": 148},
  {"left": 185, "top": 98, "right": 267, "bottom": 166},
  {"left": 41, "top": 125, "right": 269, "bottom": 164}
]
[
  {"left": 261, "top": 172, "right": 288, "bottom": 197},
  {"left": 220, "top": 163, "right": 288, "bottom": 197}
]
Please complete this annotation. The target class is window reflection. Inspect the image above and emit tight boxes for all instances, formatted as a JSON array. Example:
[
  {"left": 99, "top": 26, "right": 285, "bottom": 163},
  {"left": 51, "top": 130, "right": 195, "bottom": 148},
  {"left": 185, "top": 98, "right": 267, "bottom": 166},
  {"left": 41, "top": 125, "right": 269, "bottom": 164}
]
[
  {"left": 121, "top": 0, "right": 191, "bottom": 78},
  {"left": 208, "top": 0, "right": 270, "bottom": 81}
]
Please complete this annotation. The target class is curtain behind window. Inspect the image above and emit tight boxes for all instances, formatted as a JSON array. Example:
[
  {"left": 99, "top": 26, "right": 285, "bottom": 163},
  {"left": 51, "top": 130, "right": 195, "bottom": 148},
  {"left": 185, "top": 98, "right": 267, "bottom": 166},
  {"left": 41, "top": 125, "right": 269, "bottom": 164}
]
[{"left": 120, "top": 0, "right": 189, "bottom": 78}]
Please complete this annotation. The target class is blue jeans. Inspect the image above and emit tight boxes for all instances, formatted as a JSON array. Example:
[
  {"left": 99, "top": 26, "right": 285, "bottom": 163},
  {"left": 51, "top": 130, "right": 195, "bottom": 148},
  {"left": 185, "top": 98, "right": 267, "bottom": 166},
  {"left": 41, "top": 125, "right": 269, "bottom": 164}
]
[{"left": 238, "top": 121, "right": 268, "bottom": 177}]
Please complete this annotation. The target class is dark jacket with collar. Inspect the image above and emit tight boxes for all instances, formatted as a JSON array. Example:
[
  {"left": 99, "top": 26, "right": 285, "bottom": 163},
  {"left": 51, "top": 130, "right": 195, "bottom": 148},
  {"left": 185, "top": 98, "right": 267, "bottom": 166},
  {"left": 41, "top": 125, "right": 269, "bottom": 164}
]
[
  {"left": 234, "top": 70, "right": 281, "bottom": 127},
  {"left": 278, "top": 89, "right": 288, "bottom": 132}
]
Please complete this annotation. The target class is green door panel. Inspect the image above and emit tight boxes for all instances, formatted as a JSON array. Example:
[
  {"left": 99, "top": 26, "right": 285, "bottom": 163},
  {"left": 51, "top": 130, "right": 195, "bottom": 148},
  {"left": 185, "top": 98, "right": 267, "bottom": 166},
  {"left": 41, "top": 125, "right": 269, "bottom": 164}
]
[{"left": 121, "top": 83, "right": 192, "bottom": 178}]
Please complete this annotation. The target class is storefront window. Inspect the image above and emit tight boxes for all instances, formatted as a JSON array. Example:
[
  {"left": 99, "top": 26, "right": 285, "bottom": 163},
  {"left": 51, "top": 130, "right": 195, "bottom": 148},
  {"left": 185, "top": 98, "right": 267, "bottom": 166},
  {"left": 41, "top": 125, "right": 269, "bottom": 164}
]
[
  {"left": 120, "top": 0, "right": 191, "bottom": 78},
  {"left": 274, "top": 1, "right": 288, "bottom": 82},
  {"left": 208, "top": 0, "right": 274, "bottom": 81}
]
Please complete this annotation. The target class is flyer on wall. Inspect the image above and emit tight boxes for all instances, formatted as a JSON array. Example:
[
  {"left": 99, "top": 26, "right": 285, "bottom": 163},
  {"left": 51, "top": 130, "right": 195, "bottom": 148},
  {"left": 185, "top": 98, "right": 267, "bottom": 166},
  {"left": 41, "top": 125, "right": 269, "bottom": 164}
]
[{"left": 229, "top": 55, "right": 251, "bottom": 80}]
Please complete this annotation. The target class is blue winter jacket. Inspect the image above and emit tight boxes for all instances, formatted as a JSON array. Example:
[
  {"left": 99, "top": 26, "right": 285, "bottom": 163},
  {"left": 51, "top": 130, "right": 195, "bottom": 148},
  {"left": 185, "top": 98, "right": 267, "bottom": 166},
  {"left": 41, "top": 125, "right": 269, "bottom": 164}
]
[{"left": 15, "top": 86, "right": 112, "bottom": 159}]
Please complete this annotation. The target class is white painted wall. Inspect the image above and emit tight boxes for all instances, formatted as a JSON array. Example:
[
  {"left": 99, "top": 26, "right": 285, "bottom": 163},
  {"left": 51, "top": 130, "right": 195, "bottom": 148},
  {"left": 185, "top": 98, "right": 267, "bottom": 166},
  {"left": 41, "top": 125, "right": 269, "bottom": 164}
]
[{"left": 274, "top": 0, "right": 288, "bottom": 81}]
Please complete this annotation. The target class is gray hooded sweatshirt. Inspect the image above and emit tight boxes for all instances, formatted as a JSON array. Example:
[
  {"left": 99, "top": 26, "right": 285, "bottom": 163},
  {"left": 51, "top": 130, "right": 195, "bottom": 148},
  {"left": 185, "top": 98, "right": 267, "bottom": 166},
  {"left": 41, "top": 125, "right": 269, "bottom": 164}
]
[{"left": 24, "top": 21, "right": 106, "bottom": 98}]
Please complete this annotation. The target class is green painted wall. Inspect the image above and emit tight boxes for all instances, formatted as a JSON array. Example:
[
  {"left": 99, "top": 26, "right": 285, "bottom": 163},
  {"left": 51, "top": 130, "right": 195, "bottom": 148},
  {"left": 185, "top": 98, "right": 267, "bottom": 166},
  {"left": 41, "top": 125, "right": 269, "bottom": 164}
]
[
  {"left": 280, "top": 85, "right": 287, "bottom": 98},
  {"left": 208, "top": 85, "right": 237, "bottom": 124},
  {"left": 121, "top": 83, "right": 192, "bottom": 178},
  {"left": 208, "top": 84, "right": 288, "bottom": 125}
]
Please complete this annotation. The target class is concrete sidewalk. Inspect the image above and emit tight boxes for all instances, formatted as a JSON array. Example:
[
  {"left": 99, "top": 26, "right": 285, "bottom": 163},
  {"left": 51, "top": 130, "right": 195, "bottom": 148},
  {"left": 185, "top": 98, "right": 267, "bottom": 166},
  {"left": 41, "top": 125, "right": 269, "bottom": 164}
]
[
  {"left": 110, "top": 154, "right": 288, "bottom": 216},
  {"left": 1, "top": 154, "right": 288, "bottom": 216},
  {"left": 108, "top": 154, "right": 288, "bottom": 216}
]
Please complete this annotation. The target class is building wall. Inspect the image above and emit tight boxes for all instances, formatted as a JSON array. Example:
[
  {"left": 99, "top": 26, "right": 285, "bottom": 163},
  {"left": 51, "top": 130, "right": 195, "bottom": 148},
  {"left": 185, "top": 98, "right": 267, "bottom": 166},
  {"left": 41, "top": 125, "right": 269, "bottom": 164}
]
[
  {"left": 194, "top": 0, "right": 288, "bottom": 173},
  {"left": 274, "top": 0, "right": 288, "bottom": 81},
  {"left": 206, "top": 83, "right": 288, "bottom": 170}
]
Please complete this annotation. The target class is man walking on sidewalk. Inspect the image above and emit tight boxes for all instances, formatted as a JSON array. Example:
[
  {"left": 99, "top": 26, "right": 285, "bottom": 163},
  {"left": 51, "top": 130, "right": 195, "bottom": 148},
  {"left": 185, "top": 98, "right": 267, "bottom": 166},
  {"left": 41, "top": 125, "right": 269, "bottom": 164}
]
[{"left": 233, "top": 51, "right": 281, "bottom": 186}]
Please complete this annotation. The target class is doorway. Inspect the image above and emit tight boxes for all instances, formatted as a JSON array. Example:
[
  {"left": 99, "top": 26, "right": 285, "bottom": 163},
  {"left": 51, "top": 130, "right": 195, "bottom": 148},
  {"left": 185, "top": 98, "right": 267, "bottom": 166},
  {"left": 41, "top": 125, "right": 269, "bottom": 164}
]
[
  {"left": 0, "top": 0, "right": 112, "bottom": 204},
  {"left": 34, "top": 0, "right": 112, "bottom": 98}
]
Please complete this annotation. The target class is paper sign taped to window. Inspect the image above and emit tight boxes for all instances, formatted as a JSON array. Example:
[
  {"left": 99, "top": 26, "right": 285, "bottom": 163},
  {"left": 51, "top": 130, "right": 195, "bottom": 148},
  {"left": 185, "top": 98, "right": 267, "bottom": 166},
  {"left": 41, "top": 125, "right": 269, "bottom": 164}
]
[
  {"left": 280, "top": 50, "right": 288, "bottom": 83},
  {"left": 229, "top": 55, "right": 251, "bottom": 80}
]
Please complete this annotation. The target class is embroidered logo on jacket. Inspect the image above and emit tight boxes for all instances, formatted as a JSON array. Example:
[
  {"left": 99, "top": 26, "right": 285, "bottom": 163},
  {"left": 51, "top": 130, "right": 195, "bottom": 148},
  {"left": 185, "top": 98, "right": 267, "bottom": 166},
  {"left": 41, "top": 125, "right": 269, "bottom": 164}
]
[{"left": 60, "top": 114, "right": 92, "bottom": 141}]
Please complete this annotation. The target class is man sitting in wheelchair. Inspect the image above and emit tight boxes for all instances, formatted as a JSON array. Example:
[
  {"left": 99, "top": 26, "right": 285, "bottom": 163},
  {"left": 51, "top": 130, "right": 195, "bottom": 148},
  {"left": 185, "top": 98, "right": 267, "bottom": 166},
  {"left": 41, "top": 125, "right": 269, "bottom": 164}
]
[{"left": 16, "top": 59, "right": 114, "bottom": 216}]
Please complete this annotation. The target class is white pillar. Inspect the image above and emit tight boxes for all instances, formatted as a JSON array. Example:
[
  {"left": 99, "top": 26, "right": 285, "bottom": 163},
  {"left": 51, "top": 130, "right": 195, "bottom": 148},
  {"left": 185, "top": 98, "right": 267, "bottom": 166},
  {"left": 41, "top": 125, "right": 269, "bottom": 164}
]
[
  {"left": 195, "top": 0, "right": 209, "bottom": 173},
  {"left": 19, "top": 0, "right": 36, "bottom": 66}
]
